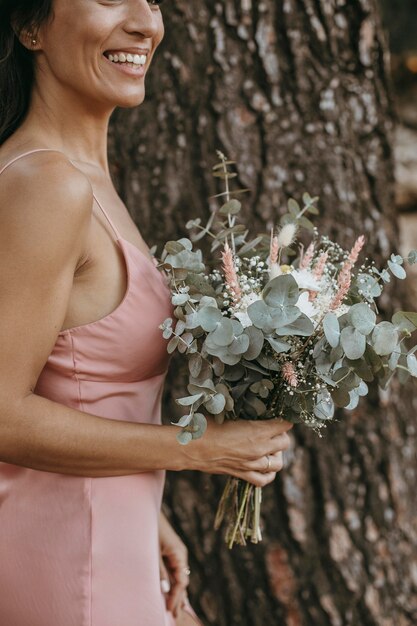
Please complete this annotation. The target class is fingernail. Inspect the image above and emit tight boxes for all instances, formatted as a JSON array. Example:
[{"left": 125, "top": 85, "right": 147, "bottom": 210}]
[{"left": 161, "top": 579, "right": 171, "bottom": 594}]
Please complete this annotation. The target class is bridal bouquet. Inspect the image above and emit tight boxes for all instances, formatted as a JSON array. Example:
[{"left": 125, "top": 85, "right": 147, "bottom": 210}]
[{"left": 158, "top": 152, "right": 417, "bottom": 548}]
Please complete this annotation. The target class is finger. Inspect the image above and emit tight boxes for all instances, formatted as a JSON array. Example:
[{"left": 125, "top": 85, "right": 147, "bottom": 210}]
[
  {"left": 233, "top": 470, "right": 278, "bottom": 488},
  {"left": 265, "top": 431, "right": 292, "bottom": 454},
  {"left": 165, "top": 564, "right": 190, "bottom": 617},
  {"left": 255, "top": 418, "right": 294, "bottom": 436},
  {"left": 159, "top": 556, "right": 171, "bottom": 597},
  {"left": 248, "top": 451, "right": 284, "bottom": 473}
]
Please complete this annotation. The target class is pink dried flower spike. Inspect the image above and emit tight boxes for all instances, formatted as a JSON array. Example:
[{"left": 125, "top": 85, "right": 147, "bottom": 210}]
[
  {"left": 269, "top": 232, "right": 279, "bottom": 266},
  {"left": 282, "top": 362, "right": 298, "bottom": 387},
  {"left": 313, "top": 251, "right": 329, "bottom": 281},
  {"left": 348, "top": 235, "right": 365, "bottom": 265},
  {"left": 330, "top": 235, "right": 364, "bottom": 310},
  {"left": 300, "top": 242, "right": 315, "bottom": 270},
  {"left": 222, "top": 241, "right": 242, "bottom": 304}
]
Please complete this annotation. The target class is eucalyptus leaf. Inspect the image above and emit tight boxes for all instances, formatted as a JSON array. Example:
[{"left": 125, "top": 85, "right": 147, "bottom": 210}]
[
  {"left": 357, "top": 274, "right": 382, "bottom": 300},
  {"left": 174, "top": 295, "right": 192, "bottom": 314},
  {"left": 189, "top": 353, "right": 203, "bottom": 378},
  {"left": 350, "top": 303, "right": 376, "bottom": 335},
  {"left": 392, "top": 311, "right": 417, "bottom": 333},
  {"left": 276, "top": 313, "right": 314, "bottom": 337},
  {"left": 372, "top": 322, "right": 399, "bottom": 356},
  {"left": 243, "top": 327, "right": 265, "bottom": 361},
  {"left": 387, "top": 261, "right": 406, "bottom": 280},
  {"left": 314, "top": 391, "right": 335, "bottom": 420},
  {"left": 408, "top": 250, "right": 417, "bottom": 265},
  {"left": 165, "top": 241, "right": 185, "bottom": 255},
  {"left": 323, "top": 312, "right": 340, "bottom": 348},
  {"left": 229, "top": 334, "right": 250, "bottom": 355},
  {"left": 191, "top": 413, "right": 208, "bottom": 439},
  {"left": 210, "top": 318, "right": 235, "bottom": 346},
  {"left": 176, "top": 393, "right": 205, "bottom": 406},
  {"left": 406, "top": 353, "right": 417, "bottom": 376},
  {"left": 204, "top": 393, "right": 226, "bottom": 414},
  {"left": 186, "top": 273, "right": 217, "bottom": 296},
  {"left": 331, "top": 387, "right": 350, "bottom": 407},
  {"left": 263, "top": 274, "right": 299, "bottom": 307},
  {"left": 340, "top": 327, "right": 366, "bottom": 360},
  {"left": 219, "top": 199, "right": 241, "bottom": 215},
  {"left": 247, "top": 300, "right": 275, "bottom": 333},
  {"left": 266, "top": 336, "right": 291, "bottom": 353},
  {"left": 167, "top": 336, "right": 180, "bottom": 354},
  {"left": 172, "top": 414, "right": 194, "bottom": 428},
  {"left": 177, "top": 431, "right": 193, "bottom": 445},
  {"left": 198, "top": 307, "right": 222, "bottom": 332},
  {"left": 346, "top": 391, "right": 360, "bottom": 410}
]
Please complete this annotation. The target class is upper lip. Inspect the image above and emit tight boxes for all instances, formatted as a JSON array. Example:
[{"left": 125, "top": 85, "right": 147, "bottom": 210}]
[{"left": 104, "top": 47, "right": 151, "bottom": 55}]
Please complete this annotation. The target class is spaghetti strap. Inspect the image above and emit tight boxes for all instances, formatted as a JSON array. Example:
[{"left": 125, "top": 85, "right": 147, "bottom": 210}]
[{"left": 0, "top": 147, "right": 121, "bottom": 241}]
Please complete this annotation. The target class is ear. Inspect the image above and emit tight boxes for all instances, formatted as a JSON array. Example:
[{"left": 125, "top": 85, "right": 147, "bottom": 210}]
[{"left": 10, "top": 17, "right": 40, "bottom": 51}]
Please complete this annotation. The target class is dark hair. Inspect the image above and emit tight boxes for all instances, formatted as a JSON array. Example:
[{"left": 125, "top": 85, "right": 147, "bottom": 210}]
[{"left": 0, "top": 0, "right": 53, "bottom": 145}]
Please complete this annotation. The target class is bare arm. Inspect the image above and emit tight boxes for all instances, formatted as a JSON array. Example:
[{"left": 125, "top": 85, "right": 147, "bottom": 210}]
[{"left": 0, "top": 153, "right": 292, "bottom": 483}]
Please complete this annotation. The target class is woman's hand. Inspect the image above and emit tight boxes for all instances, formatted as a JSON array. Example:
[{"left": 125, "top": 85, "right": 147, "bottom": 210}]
[
  {"left": 180, "top": 417, "right": 293, "bottom": 487},
  {"left": 159, "top": 511, "right": 190, "bottom": 619}
]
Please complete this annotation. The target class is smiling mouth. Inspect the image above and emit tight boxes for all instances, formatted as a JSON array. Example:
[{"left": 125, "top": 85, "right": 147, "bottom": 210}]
[{"left": 103, "top": 51, "right": 148, "bottom": 68}]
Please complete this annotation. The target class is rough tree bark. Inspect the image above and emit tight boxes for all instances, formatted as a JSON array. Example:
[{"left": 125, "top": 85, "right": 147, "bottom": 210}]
[{"left": 109, "top": 1, "right": 417, "bottom": 624}]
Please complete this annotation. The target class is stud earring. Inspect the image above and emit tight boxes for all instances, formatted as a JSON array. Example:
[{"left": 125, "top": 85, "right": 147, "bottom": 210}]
[{"left": 32, "top": 39, "right": 37, "bottom": 46}]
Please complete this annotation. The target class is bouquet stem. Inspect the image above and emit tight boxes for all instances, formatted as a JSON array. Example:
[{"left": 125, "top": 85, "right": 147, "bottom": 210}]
[{"left": 214, "top": 478, "right": 263, "bottom": 548}]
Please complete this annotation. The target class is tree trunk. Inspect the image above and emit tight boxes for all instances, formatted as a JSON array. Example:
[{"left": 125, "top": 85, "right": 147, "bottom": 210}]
[{"left": 109, "top": 1, "right": 417, "bottom": 624}]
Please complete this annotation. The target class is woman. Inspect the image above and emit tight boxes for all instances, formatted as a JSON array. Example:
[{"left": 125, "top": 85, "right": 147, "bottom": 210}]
[{"left": 0, "top": 1, "right": 292, "bottom": 625}]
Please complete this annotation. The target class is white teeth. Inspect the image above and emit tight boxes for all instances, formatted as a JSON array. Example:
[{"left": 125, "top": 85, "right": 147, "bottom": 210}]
[{"left": 106, "top": 52, "right": 147, "bottom": 66}]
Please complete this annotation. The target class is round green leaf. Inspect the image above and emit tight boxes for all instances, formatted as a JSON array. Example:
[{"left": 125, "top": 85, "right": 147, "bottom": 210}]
[
  {"left": 408, "top": 250, "right": 417, "bottom": 265},
  {"left": 173, "top": 414, "right": 194, "bottom": 428},
  {"left": 276, "top": 313, "right": 314, "bottom": 337},
  {"left": 392, "top": 311, "right": 417, "bottom": 333},
  {"left": 191, "top": 413, "right": 208, "bottom": 439},
  {"left": 372, "top": 322, "right": 399, "bottom": 356},
  {"left": 172, "top": 293, "right": 190, "bottom": 306},
  {"left": 210, "top": 318, "right": 234, "bottom": 346},
  {"left": 266, "top": 336, "right": 291, "bottom": 353},
  {"left": 247, "top": 300, "right": 274, "bottom": 332},
  {"left": 323, "top": 312, "right": 340, "bottom": 348},
  {"left": 204, "top": 393, "right": 226, "bottom": 414},
  {"left": 350, "top": 303, "right": 376, "bottom": 335},
  {"left": 388, "top": 261, "right": 406, "bottom": 279},
  {"left": 346, "top": 391, "right": 360, "bottom": 410},
  {"left": 263, "top": 274, "right": 299, "bottom": 307},
  {"left": 243, "top": 327, "right": 264, "bottom": 360},
  {"left": 340, "top": 327, "right": 366, "bottom": 360},
  {"left": 229, "top": 334, "right": 250, "bottom": 355},
  {"left": 197, "top": 307, "right": 222, "bottom": 332},
  {"left": 177, "top": 431, "right": 193, "bottom": 445},
  {"left": 314, "top": 391, "right": 335, "bottom": 420}
]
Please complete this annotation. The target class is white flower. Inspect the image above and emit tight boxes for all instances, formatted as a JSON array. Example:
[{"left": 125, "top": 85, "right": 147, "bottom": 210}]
[
  {"left": 269, "top": 262, "right": 282, "bottom": 280},
  {"left": 291, "top": 268, "right": 321, "bottom": 292},
  {"left": 232, "top": 292, "right": 262, "bottom": 328},
  {"left": 296, "top": 291, "right": 318, "bottom": 321}
]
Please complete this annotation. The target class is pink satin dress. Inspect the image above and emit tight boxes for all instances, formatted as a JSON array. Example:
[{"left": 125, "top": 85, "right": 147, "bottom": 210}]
[{"left": 0, "top": 149, "right": 201, "bottom": 626}]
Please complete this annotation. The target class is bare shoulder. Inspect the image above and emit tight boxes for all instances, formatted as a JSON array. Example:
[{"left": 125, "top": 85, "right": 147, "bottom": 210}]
[{"left": 0, "top": 150, "right": 93, "bottom": 225}]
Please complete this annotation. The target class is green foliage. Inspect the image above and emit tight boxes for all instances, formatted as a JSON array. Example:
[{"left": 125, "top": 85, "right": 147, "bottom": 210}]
[{"left": 158, "top": 151, "right": 417, "bottom": 443}]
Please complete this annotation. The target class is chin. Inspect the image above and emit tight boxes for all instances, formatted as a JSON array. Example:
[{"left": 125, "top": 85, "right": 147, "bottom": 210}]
[{"left": 108, "top": 89, "right": 146, "bottom": 109}]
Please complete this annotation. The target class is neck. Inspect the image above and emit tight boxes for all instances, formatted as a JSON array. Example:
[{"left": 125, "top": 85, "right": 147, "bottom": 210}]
[{"left": 19, "top": 84, "right": 114, "bottom": 177}]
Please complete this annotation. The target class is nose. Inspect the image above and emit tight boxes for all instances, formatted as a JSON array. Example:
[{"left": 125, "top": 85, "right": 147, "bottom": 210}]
[{"left": 123, "top": 0, "right": 161, "bottom": 39}]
